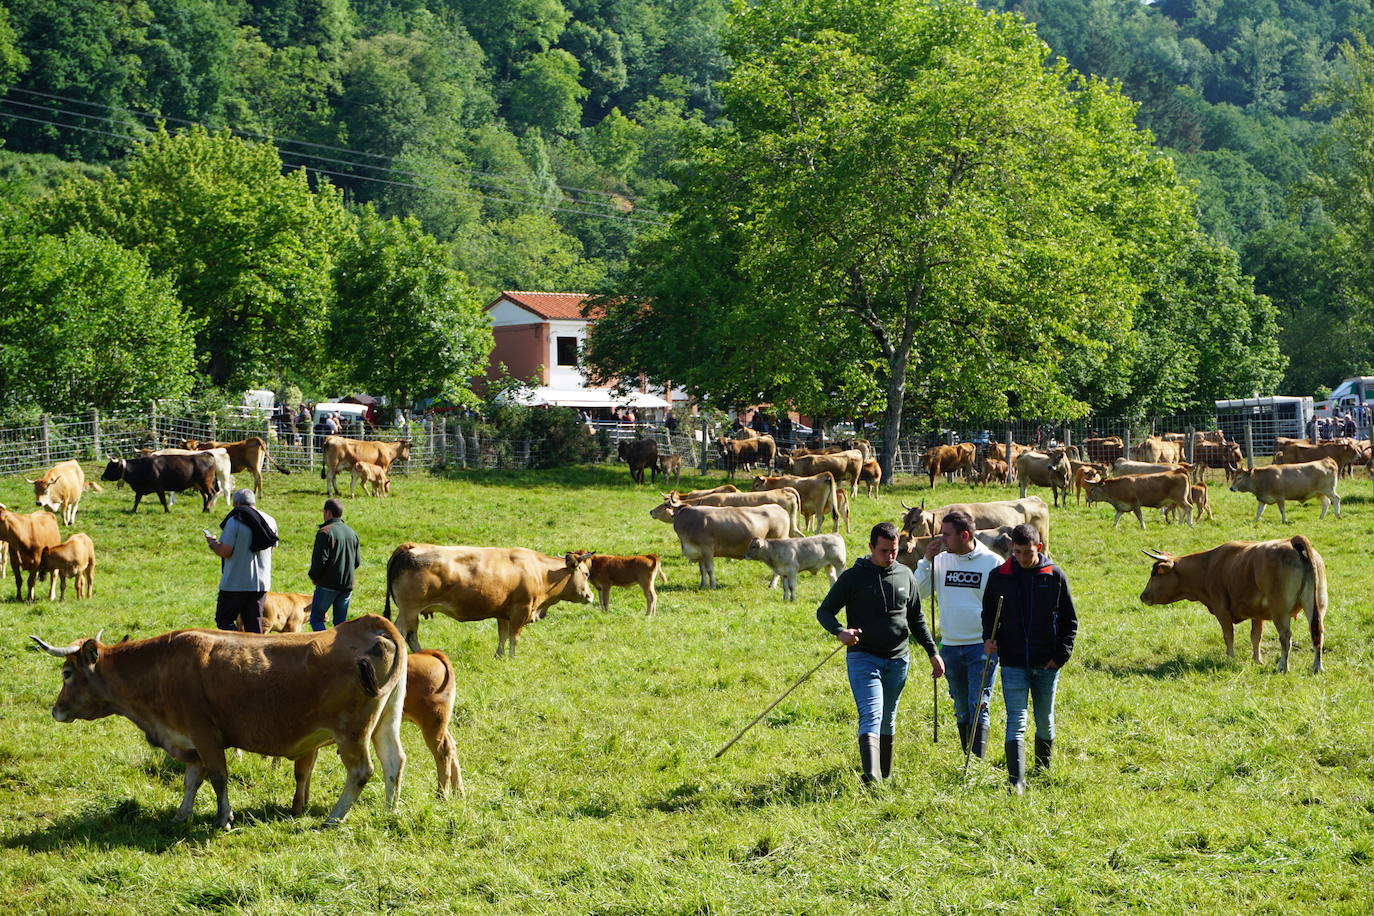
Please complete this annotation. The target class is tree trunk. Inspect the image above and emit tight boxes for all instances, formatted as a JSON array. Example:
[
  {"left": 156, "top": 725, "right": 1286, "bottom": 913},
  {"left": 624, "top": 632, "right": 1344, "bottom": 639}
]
[{"left": 878, "top": 353, "right": 911, "bottom": 485}]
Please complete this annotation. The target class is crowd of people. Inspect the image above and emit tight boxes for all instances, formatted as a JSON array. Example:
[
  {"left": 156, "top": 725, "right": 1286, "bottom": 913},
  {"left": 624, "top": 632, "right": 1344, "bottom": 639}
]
[{"left": 1307, "top": 408, "right": 1368, "bottom": 440}]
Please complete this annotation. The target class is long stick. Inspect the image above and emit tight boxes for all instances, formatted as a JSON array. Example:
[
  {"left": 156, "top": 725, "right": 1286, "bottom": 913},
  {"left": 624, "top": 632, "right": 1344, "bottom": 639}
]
[
  {"left": 931, "top": 581, "right": 939, "bottom": 744},
  {"left": 714, "top": 639, "right": 849, "bottom": 759},
  {"left": 963, "top": 596, "right": 1003, "bottom": 780}
]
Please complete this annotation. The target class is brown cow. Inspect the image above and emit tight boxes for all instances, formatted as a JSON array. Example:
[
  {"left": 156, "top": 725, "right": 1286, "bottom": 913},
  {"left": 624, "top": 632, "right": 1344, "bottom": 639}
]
[
  {"left": 1139, "top": 537, "right": 1326, "bottom": 673},
  {"left": 1070, "top": 460, "right": 1106, "bottom": 504},
  {"left": 260, "top": 592, "right": 312, "bottom": 633},
  {"left": 1275, "top": 439, "right": 1362, "bottom": 477},
  {"left": 858, "top": 458, "right": 882, "bottom": 497},
  {"left": 776, "top": 450, "right": 862, "bottom": 498},
  {"left": 922, "top": 444, "right": 974, "bottom": 487},
  {"left": 1164, "top": 483, "right": 1213, "bottom": 523},
  {"left": 714, "top": 436, "right": 775, "bottom": 478},
  {"left": 31, "top": 616, "right": 408, "bottom": 828},
  {"left": 322, "top": 437, "right": 412, "bottom": 497},
  {"left": 673, "top": 484, "right": 739, "bottom": 500},
  {"left": 1194, "top": 441, "right": 1244, "bottom": 482},
  {"left": 38, "top": 533, "right": 95, "bottom": 601},
  {"left": 976, "top": 457, "right": 1010, "bottom": 486},
  {"left": 581, "top": 553, "right": 669, "bottom": 616},
  {"left": 1230, "top": 458, "right": 1341, "bottom": 522},
  {"left": 1081, "top": 436, "right": 1124, "bottom": 465},
  {"left": 752, "top": 472, "right": 840, "bottom": 532},
  {"left": 405, "top": 649, "right": 464, "bottom": 799},
  {"left": 29, "top": 460, "right": 102, "bottom": 525},
  {"left": 183, "top": 437, "right": 290, "bottom": 496},
  {"left": 1082, "top": 469, "right": 1193, "bottom": 528},
  {"left": 617, "top": 438, "right": 660, "bottom": 484},
  {"left": 0, "top": 504, "right": 62, "bottom": 601},
  {"left": 384, "top": 544, "right": 595, "bottom": 655}
]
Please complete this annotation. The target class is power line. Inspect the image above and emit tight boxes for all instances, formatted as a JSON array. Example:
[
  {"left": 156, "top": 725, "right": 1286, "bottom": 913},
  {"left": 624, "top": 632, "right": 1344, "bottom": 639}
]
[{"left": 3, "top": 85, "right": 658, "bottom": 210}]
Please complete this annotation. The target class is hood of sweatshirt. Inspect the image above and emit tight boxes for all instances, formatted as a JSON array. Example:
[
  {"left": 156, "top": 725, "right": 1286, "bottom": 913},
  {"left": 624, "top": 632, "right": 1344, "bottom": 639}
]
[{"left": 855, "top": 556, "right": 906, "bottom": 577}]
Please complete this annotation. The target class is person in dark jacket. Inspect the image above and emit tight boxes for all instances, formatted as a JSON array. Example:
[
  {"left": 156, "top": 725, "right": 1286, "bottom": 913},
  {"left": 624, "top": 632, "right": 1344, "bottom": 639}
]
[
  {"left": 982, "top": 523, "right": 1077, "bottom": 794},
  {"left": 308, "top": 498, "right": 361, "bottom": 631},
  {"left": 817, "top": 522, "right": 945, "bottom": 782}
]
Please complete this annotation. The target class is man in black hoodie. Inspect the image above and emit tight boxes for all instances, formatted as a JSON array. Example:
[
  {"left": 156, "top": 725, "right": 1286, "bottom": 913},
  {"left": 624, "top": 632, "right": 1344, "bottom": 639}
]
[
  {"left": 982, "top": 523, "right": 1077, "bottom": 794},
  {"left": 817, "top": 522, "right": 945, "bottom": 783}
]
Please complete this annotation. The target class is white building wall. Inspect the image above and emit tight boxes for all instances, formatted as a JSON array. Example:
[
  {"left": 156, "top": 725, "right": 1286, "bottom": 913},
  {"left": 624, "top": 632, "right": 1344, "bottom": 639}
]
[{"left": 546, "top": 318, "right": 591, "bottom": 388}]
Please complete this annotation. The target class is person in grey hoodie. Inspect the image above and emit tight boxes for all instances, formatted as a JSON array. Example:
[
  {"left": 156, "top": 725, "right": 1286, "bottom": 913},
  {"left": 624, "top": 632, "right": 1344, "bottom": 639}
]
[
  {"left": 914, "top": 510, "right": 1003, "bottom": 759},
  {"left": 817, "top": 522, "right": 945, "bottom": 782}
]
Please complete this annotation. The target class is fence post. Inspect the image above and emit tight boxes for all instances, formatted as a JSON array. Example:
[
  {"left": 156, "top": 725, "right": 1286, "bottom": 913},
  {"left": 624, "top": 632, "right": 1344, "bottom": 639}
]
[
  {"left": 520, "top": 438, "right": 530, "bottom": 468},
  {"left": 1244, "top": 422, "right": 1255, "bottom": 470},
  {"left": 1124, "top": 428, "right": 1132, "bottom": 460},
  {"left": 1062, "top": 427, "right": 1072, "bottom": 451},
  {"left": 209, "top": 413, "right": 217, "bottom": 443},
  {"left": 439, "top": 416, "right": 447, "bottom": 464},
  {"left": 945, "top": 428, "right": 955, "bottom": 447},
  {"left": 699, "top": 417, "right": 708, "bottom": 472},
  {"left": 149, "top": 400, "right": 159, "bottom": 447},
  {"left": 1004, "top": 427, "right": 1014, "bottom": 480},
  {"left": 454, "top": 424, "right": 466, "bottom": 468},
  {"left": 41, "top": 413, "right": 51, "bottom": 465},
  {"left": 91, "top": 408, "right": 101, "bottom": 461},
  {"left": 1186, "top": 426, "right": 1195, "bottom": 465},
  {"left": 306, "top": 425, "right": 315, "bottom": 473}
]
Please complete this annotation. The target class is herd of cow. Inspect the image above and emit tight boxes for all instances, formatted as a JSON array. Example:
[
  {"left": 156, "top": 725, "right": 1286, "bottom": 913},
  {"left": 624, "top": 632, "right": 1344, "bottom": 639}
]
[{"left": 5, "top": 424, "right": 1338, "bottom": 830}]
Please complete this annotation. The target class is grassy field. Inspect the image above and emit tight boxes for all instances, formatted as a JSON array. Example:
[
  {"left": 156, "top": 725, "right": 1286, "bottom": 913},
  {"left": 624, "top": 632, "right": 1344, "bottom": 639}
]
[{"left": 1, "top": 461, "right": 1372, "bottom": 914}]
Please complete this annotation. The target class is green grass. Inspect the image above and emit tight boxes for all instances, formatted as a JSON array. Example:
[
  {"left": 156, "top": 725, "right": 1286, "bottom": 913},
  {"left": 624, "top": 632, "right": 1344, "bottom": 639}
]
[{"left": 1, "top": 463, "right": 1372, "bottom": 914}]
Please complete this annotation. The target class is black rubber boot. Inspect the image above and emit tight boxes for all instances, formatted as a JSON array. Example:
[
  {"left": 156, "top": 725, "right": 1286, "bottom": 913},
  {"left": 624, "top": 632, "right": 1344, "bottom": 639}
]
[
  {"left": 970, "top": 721, "right": 988, "bottom": 759},
  {"left": 956, "top": 721, "right": 971, "bottom": 754},
  {"left": 1034, "top": 736, "right": 1053, "bottom": 772},
  {"left": 1005, "top": 740, "right": 1026, "bottom": 795},
  {"left": 858, "top": 734, "right": 881, "bottom": 783},
  {"left": 879, "top": 734, "right": 894, "bottom": 779}
]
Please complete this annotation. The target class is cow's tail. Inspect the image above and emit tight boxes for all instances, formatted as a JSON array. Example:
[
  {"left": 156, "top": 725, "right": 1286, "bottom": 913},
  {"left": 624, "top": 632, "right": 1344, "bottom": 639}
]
[
  {"left": 652, "top": 554, "right": 668, "bottom": 584},
  {"left": 384, "top": 543, "right": 420, "bottom": 620},
  {"left": 266, "top": 449, "right": 291, "bottom": 476},
  {"left": 427, "top": 648, "right": 453, "bottom": 694},
  {"left": 84, "top": 481, "right": 104, "bottom": 493},
  {"left": 1292, "top": 535, "right": 1326, "bottom": 654},
  {"left": 357, "top": 622, "right": 406, "bottom": 698}
]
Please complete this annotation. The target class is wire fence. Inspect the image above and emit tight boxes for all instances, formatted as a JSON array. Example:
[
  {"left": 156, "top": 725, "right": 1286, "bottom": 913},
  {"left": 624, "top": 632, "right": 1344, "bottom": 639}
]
[{"left": 0, "top": 404, "right": 1343, "bottom": 481}]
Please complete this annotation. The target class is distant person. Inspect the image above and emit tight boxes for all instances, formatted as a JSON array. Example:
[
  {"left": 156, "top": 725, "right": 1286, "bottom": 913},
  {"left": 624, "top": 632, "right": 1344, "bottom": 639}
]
[
  {"left": 665, "top": 411, "right": 679, "bottom": 433},
  {"left": 205, "top": 489, "right": 279, "bottom": 633},
  {"left": 982, "top": 524, "right": 1077, "bottom": 795},
  {"left": 308, "top": 498, "right": 361, "bottom": 631}
]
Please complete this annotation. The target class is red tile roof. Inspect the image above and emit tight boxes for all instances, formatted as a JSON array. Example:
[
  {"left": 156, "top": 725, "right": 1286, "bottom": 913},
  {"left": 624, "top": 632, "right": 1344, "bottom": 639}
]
[{"left": 491, "top": 291, "right": 604, "bottom": 321}]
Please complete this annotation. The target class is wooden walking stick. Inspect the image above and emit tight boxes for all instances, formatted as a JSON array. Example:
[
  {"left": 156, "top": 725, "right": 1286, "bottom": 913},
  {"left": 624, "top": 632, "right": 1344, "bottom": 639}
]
[
  {"left": 715, "top": 637, "right": 853, "bottom": 759},
  {"left": 963, "top": 596, "right": 1003, "bottom": 780},
  {"left": 930, "top": 583, "right": 939, "bottom": 744}
]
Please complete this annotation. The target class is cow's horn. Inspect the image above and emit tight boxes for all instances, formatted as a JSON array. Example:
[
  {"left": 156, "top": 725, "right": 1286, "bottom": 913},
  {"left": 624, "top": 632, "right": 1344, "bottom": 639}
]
[
  {"left": 901, "top": 500, "right": 914, "bottom": 511},
  {"left": 29, "top": 636, "right": 80, "bottom": 657},
  {"left": 94, "top": 629, "right": 104, "bottom": 645},
  {"left": 1142, "top": 549, "right": 1169, "bottom": 561}
]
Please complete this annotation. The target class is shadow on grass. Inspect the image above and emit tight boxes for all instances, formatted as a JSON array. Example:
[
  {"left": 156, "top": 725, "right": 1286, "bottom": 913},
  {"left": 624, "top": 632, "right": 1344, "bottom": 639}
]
[
  {"left": 4, "top": 797, "right": 325, "bottom": 853},
  {"left": 645, "top": 766, "right": 851, "bottom": 812},
  {"left": 1087, "top": 653, "right": 1238, "bottom": 679}
]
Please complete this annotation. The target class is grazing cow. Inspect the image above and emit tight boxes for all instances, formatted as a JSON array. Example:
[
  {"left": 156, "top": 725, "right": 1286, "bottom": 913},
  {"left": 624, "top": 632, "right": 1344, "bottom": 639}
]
[
  {"left": 751, "top": 472, "right": 840, "bottom": 533},
  {"left": 102, "top": 453, "right": 219, "bottom": 513},
  {"left": 657, "top": 454, "right": 683, "bottom": 487},
  {"left": 1275, "top": 439, "right": 1362, "bottom": 477},
  {"left": 922, "top": 444, "right": 973, "bottom": 487},
  {"left": 1165, "top": 483, "right": 1213, "bottom": 523},
  {"left": 31, "top": 616, "right": 407, "bottom": 828},
  {"left": 183, "top": 437, "right": 290, "bottom": 496},
  {"left": 1015, "top": 450, "right": 1072, "bottom": 507},
  {"left": 1194, "top": 441, "right": 1244, "bottom": 482},
  {"left": 1082, "top": 469, "right": 1193, "bottom": 528},
  {"left": 858, "top": 459, "right": 882, "bottom": 497},
  {"left": 1081, "top": 436, "right": 1124, "bottom": 465},
  {"left": 617, "top": 438, "right": 660, "bottom": 484},
  {"left": 0, "top": 504, "right": 63, "bottom": 601},
  {"left": 649, "top": 499, "right": 794, "bottom": 589},
  {"left": 743, "top": 534, "right": 846, "bottom": 601},
  {"left": 37, "top": 533, "right": 95, "bottom": 601},
  {"left": 976, "top": 457, "right": 1010, "bottom": 486},
  {"left": 144, "top": 448, "right": 235, "bottom": 507},
  {"left": 1070, "top": 460, "right": 1106, "bottom": 504},
  {"left": 1229, "top": 458, "right": 1341, "bottom": 522},
  {"left": 899, "top": 497, "right": 1050, "bottom": 547},
  {"left": 714, "top": 436, "right": 775, "bottom": 478},
  {"left": 384, "top": 544, "right": 595, "bottom": 655},
  {"left": 1131, "top": 436, "right": 1185, "bottom": 464},
  {"left": 778, "top": 450, "right": 862, "bottom": 498},
  {"left": 1138, "top": 537, "right": 1326, "bottom": 673},
  {"left": 405, "top": 649, "right": 464, "bottom": 799},
  {"left": 260, "top": 592, "right": 312, "bottom": 633},
  {"left": 898, "top": 526, "right": 1014, "bottom": 567},
  {"left": 322, "top": 437, "right": 412, "bottom": 497},
  {"left": 580, "top": 552, "right": 668, "bottom": 616},
  {"left": 29, "top": 460, "right": 101, "bottom": 525},
  {"left": 657, "top": 489, "right": 803, "bottom": 537},
  {"left": 352, "top": 461, "right": 391, "bottom": 497}
]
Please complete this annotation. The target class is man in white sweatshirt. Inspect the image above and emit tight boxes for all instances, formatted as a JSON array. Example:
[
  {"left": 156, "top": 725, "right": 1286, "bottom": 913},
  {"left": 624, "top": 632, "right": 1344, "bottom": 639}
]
[{"left": 914, "top": 509, "right": 1003, "bottom": 758}]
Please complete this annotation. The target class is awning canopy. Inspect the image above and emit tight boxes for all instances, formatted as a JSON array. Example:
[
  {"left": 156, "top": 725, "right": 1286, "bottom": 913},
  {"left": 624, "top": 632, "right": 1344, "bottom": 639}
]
[{"left": 496, "top": 387, "right": 671, "bottom": 409}]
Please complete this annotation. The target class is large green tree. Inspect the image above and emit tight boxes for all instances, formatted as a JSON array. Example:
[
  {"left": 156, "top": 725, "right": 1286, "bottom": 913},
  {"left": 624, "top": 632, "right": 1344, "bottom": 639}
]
[{"left": 586, "top": 0, "right": 1209, "bottom": 478}]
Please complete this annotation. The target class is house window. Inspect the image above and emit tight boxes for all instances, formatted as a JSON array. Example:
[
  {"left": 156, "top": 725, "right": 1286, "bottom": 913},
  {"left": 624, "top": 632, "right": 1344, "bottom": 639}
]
[{"left": 556, "top": 336, "right": 579, "bottom": 367}]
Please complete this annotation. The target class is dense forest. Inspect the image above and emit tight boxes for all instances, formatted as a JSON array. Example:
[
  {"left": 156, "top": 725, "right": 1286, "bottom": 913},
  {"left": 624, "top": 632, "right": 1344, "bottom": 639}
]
[{"left": 1, "top": 0, "right": 1372, "bottom": 416}]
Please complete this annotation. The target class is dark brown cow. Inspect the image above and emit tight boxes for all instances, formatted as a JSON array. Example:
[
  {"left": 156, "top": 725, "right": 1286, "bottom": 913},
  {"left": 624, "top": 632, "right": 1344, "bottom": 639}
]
[
  {"left": 618, "top": 438, "right": 660, "bottom": 484},
  {"left": 101, "top": 454, "right": 219, "bottom": 513},
  {"left": 0, "top": 504, "right": 63, "bottom": 601},
  {"left": 582, "top": 552, "right": 668, "bottom": 616},
  {"left": 715, "top": 436, "right": 775, "bottom": 478},
  {"left": 922, "top": 445, "right": 973, "bottom": 487},
  {"left": 1081, "top": 437, "right": 1124, "bottom": 465},
  {"left": 1194, "top": 441, "right": 1244, "bottom": 482}
]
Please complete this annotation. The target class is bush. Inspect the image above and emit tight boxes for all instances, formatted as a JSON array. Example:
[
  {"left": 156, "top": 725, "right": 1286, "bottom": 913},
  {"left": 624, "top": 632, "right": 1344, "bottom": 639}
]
[{"left": 468, "top": 404, "right": 601, "bottom": 468}]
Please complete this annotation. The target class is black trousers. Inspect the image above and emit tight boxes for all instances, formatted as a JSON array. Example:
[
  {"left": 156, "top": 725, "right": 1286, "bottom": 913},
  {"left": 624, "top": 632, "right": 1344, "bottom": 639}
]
[{"left": 217, "top": 590, "right": 266, "bottom": 633}]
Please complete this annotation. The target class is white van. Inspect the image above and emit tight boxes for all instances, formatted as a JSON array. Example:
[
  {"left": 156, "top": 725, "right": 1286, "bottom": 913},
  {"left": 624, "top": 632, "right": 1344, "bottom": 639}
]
[
  {"left": 312, "top": 402, "right": 370, "bottom": 426},
  {"left": 1315, "top": 377, "right": 1374, "bottom": 419}
]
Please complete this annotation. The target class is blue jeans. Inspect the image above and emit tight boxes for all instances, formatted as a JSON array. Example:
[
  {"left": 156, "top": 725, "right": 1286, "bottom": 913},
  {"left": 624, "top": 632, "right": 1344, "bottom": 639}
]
[
  {"left": 1001, "top": 666, "right": 1060, "bottom": 742},
  {"left": 846, "top": 651, "right": 910, "bottom": 736},
  {"left": 310, "top": 586, "right": 352, "bottom": 631},
  {"left": 943, "top": 642, "right": 998, "bottom": 731}
]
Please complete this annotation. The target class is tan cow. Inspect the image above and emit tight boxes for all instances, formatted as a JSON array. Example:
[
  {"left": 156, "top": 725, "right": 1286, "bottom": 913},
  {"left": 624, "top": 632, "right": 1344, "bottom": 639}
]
[
  {"left": 1082, "top": 469, "right": 1193, "bottom": 528},
  {"left": 384, "top": 544, "right": 594, "bottom": 656},
  {"left": 656, "top": 454, "right": 684, "bottom": 487},
  {"left": 976, "top": 457, "right": 1010, "bottom": 486},
  {"left": 183, "top": 437, "right": 290, "bottom": 496},
  {"left": 732, "top": 426, "right": 762, "bottom": 440},
  {"left": 1164, "top": 483, "right": 1213, "bottom": 523},
  {"left": 31, "top": 616, "right": 408, "bottom": 828},
  {"left": 0, "top": 504, "right": 62, "bottom": 601},
  {"left": 988, "top": 441, "right": 1029, "bottom": 467},
  {"left": 1138, "top": 537, "right": 1327, "bottom": 673},
  {"left": 1131, "top": 436, "right": 1185, "bottom": 464},
  {"left": 323, "top": 437, "right": 412, "bottom": 497},
  {"left": 260, "top": 592, "right": 312, "bottom": 633},
  {"left": 405, "top": 649, "right": 464, "bottom": 799},
  {"left": 29, "top": 460, "right": 102, "bottom": 525},
  {"left": 649, "top": 499, "right": 795, "bottom": 589},
  {"left": 751, "top": 472, "right": 840, "bottom": 533},
  {"left": 37, "top": 533, "right": 95, "bottom": 601},
  {"left": 899, "top": 497, "right": 1050, "bottom": 547},
  {"left": 352, "top": 461, "right": 391, "bottom": 497},
  {"left": 776, "top": 450, "right": 863, "bottom": 498},
  {"left": 581, "top": 553, "right": 668, "bottom": 616},
  {"left": 673, "top": 484, "right": 739, "bottom": 500},
  {"left": 1275, "top": 439, "right": 1362, "bottom": 477},
  {"left": 664, "top": 488, "right": 804, "bottom": 537},
  {"left": 1015, "top": 450, "right": 1072, "bottom": 507},
  {"left": 1070, "top": 460, "right": 1106, "bottom": 504},
  {"left": 1230, "top": 458, "right": 1341, "bottom": 522},
  {"left": 858, "top": 459, "right": 882, "bottom": 497}
]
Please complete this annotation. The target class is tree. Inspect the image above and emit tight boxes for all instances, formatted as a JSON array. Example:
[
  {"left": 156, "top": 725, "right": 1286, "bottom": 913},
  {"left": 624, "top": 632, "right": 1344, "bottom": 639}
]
[
  {"left": 0, "top": 228, "right": 196, "bottom": 413},
  {"left": 505, "top": 49, "right": 589, "bottom": 136},
  {"left": 587, "top": 0, "right": 1203, "bottom": 479},
  {"left": 330, "top": 208, "right": 492, "bottom": 409}
]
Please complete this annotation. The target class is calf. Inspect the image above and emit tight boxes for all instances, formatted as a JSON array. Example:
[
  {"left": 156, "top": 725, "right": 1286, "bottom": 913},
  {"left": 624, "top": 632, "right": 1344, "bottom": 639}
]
[
  {"left": 1165, "top": 483, "right": 1213, "bottom": 523},
  {"left": 38, "top": 533, "right": 95, "bottom": 601},
  {"left": 1070, "top": 460, "right": 1105, "bottom": 504},
  {"left": 0, "top": 504, "right": 62, "bottom": 601},
  {"left": 976, "top": 457, "right": 1010, "bottom": 486},
  {"left": 1229, "top": 458, "right": 1340, "bottom": 522},
  {"left": 858, "top": 459, "right": 881, "bottom": 497},
  {"left": 261, "top": 592, "right": 312, "bottom": 633},
  {"left": 582, "top": 553, "right": 669, "bottom": 616},
  {"left": 352, "top": 461, "right": 391, "bottom": 497},
  {"left": 743, "top": 535, "right": 846, "bottom": 601},
  {"left": 656, "top": 454, "right": 683, "bottom": 487},
  {"left": 405, "top": 649, "right": 464, "bottom": 799}
]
